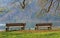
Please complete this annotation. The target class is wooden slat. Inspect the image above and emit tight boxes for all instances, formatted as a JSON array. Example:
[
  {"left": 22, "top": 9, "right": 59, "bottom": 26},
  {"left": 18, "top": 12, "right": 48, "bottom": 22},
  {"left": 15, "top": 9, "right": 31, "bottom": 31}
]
[
  {"left": 6, "top": 23, "right": 26, "bottom": 26},
  {"left": 36, "top": 23, "right": 52, "bottom": 26}
]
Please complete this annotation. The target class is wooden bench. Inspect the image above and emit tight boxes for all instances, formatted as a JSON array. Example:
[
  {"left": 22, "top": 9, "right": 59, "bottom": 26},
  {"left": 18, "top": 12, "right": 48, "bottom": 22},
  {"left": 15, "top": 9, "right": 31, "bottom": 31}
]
[
  {"left": 6, "top": 23, "right": 26, "bottom": 31},
  {"left": 35, "top": 23, "right": 52, "bottom": 30}
]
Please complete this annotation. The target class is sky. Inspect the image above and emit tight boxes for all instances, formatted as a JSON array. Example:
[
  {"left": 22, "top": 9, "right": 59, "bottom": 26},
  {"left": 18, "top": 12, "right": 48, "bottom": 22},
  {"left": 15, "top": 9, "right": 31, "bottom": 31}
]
[{"left": 0, "top": 0, "right": 60, "bottom": 26}]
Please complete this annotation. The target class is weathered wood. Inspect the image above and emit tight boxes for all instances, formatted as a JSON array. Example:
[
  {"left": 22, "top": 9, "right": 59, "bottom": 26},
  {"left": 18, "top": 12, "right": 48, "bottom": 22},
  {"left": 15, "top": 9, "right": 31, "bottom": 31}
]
[
  {"left": 35, "top": 23, "right": 52, "bottom": 30},
  {"left": 6, "top": 23, "right": 26, "bottom": 31}
]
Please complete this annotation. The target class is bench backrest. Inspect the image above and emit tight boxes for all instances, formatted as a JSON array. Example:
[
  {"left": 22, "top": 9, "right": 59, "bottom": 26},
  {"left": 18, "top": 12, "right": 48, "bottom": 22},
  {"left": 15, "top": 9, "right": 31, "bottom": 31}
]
[
  {"left": 36, "top": 23, "right": 52, "bottom": 26},
  {"left": 6, "top": 23, "right": 26, "bottom": 27}
]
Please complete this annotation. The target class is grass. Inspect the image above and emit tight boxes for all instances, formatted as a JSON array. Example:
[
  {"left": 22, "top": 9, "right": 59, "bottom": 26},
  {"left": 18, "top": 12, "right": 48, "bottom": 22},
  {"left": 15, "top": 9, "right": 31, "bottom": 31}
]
[{"left": 0, "top": 30, "right": 60, "bottom": 38}]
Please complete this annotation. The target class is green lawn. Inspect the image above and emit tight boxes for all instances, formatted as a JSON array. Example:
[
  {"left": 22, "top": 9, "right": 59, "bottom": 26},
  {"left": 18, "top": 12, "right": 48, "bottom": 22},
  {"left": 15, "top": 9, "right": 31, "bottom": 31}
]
[{"left": 0, "top": 31, "right": 60, "bottom": 38}]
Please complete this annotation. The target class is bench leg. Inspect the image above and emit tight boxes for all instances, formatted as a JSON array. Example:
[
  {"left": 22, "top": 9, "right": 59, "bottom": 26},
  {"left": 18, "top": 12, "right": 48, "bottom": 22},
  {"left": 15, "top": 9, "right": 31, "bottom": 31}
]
[
  {"left": 35, "top": 26, "right": 38, "bottom": 30},
  {"left": 6, "top": 27, "right": 9, "bottom": 32},
  {"left": 35, "top": 27, "right": 37, "bottom": 30},
  {"left": 21, "top": 26, "right": 25, "bottom": 30},
  {"left": 36, "top": 26, "right": 39, "bottom": 30},
  {"left": 48, "top": 27, "right": 52, "bottom": 30},
  {"left": 6, "top": 28, "right": 9, "bottom": 31}
]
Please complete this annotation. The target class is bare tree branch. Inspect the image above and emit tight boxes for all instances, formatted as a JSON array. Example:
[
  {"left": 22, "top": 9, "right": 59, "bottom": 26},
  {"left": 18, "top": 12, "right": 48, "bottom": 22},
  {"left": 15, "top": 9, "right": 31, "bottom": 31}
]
[
  {"left": 55, "top": 2, "right": 59, "bottom": 12},
  {"left": 47, "top": 0, "right": 53, "bottom": 13},
  {"left": 20, "top": 0, "right": 25, "bottom": 9}
]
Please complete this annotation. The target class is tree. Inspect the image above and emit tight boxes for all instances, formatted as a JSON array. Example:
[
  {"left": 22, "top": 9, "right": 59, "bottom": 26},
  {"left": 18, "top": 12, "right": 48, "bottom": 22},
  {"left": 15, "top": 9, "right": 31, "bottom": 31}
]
[
  {"left": 36, "top": 0, "right": 60, "bottom": 17},
  {"left": 9, "top": 0, "right": 26, "bottom": 9}
]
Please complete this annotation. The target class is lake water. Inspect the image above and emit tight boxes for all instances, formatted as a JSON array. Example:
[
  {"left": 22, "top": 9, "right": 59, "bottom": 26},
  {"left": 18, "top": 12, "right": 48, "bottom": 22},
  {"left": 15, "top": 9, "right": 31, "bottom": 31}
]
[
  {"left": 0, "top": 23, "right": 60, "bottom": 31},
  {"left": 0, "top": 26, "right": 60, "bottom": 31}
]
